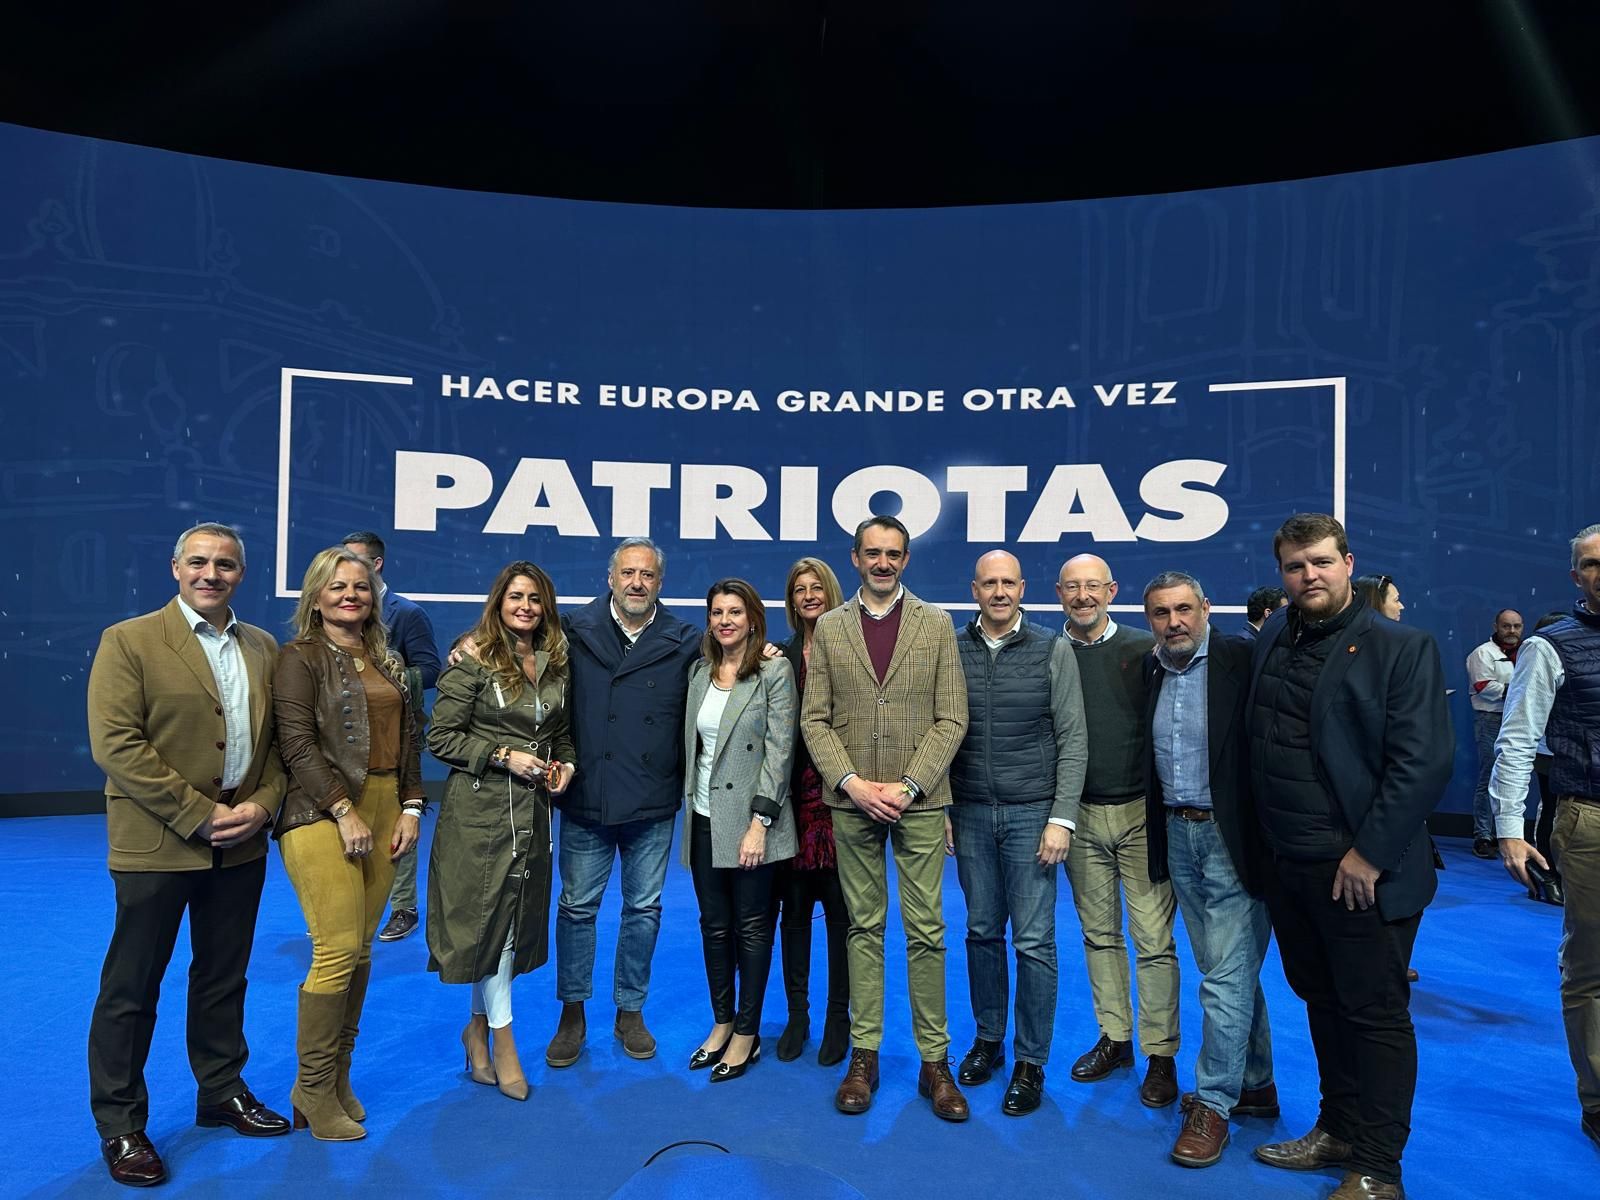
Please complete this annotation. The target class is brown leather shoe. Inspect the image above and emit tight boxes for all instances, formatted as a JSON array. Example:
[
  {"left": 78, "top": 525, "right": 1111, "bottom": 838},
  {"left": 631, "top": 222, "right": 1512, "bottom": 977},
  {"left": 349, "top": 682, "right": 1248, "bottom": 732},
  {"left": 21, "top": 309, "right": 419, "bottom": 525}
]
[
  {"left": 1171, "top": 1097, "right": 1230, "bottom": 1168},
  {"left": 1140, "top": 1054, "right": 1178, "bottom": 1107},
  {"left": 1180, "top": 1082, "right": 1280, "bottom": 1119},
  {"left": 918, "top": 1058, "right": 971, "bottom": 1122},
  {"left": 1069, "top": 1034, "right": 1133, "bottom": 1082},
  {"left": 1254, "top": 1125, "right": 1355, "bottom": 1171},
  {"left": 101, "top": 1131, "right": 167, "bottom": 1187},
  {"left": 545, "top": 1001, "right": 586, "bottom": 1068},
  {"left": 613, "top": 1009, "right": 657, "bottom": 1060},
  {"left": 1328, "top": 1171, "right": 1405, "bottom": 1199},
  {"left": 834, "top": 1048, "right": 880, "bottom": 1114},
  {"left": 195, "top": 1089, "right": 291, "bottom": 1136}
]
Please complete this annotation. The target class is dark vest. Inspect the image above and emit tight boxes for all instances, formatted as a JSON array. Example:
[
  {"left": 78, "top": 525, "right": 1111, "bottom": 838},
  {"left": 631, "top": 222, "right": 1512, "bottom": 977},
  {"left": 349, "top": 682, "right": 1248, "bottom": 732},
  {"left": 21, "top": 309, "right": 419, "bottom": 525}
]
[
  {"left": 1533, "top": 603, "right": 1600, "bottom": 799},
  {"left": 949, "top": 618, "right": 1058, "bottom": 804}
]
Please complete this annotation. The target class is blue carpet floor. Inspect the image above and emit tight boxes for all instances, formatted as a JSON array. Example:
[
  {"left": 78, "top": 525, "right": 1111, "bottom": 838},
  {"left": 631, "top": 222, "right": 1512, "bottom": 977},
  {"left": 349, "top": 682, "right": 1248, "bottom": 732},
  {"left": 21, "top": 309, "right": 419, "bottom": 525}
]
[{"left": 0, "top": 815, "right": 1588, "bottom": 1199}]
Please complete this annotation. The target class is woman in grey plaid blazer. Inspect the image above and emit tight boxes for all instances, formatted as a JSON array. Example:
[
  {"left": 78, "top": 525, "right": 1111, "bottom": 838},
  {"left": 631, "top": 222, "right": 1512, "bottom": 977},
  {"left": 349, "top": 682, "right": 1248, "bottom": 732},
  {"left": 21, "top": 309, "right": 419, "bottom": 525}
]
[{"left": 680, "top": 578, "right": 798, "bottom": 1082}]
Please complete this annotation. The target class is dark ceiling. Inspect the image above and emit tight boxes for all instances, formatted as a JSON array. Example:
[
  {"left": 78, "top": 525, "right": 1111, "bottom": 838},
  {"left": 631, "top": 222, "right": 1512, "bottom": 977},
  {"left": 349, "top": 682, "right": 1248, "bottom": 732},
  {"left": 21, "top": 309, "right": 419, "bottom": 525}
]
[{"left": 3, "top": 2, "right": 1598, "bottom": 209}]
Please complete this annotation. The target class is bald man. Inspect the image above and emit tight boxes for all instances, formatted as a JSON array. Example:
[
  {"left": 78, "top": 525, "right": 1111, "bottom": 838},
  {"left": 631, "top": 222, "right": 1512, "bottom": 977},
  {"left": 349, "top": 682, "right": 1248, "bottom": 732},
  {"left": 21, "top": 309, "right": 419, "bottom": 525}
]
[
  {"left": 947, "top": 550, "right": 1088, "bottom": 1115},
  {"left": 1055, "top": 554, "right": 1181, "bottom": 1109}
]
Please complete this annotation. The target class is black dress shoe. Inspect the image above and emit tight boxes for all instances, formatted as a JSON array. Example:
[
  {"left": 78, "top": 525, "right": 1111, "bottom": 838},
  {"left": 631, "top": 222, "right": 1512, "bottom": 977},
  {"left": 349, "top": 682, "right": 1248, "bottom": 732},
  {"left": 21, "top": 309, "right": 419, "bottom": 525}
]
[
  {"left": 195, "top": 1089, "right": 291, "bottom": 1137},
  {"left": 1002, "top": 1062, "right": 1045, "bottom": 1116},
  {"left": 710, "top": 1035, "right": 760, "bottom": 1082},
  {"left": 1581, "top": 1108, "right": 1599, "bottom": 1148},
  {"left": 377, "top": 908, "right": 418, "bottom": 942},
  {"left": 101, "top": 1131, "right": 167, "bottom": 1188},
  {"left": 688, "top": 1038, "right": 730, "bottom": 1071},
  {"left": 957, "top": 1037, "right": 1004, "bottom": 1086},
  {"left": 1070, "top": 1034, "right": 1133, "bottom": 1082}
]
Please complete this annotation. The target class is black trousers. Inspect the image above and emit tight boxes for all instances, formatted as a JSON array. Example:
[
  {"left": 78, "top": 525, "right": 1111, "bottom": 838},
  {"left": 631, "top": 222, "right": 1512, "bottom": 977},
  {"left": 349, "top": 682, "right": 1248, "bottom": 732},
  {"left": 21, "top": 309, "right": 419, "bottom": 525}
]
[
  {"left": 689, "top": 813, "right": 775, "bottom": 1036},
  {"left": 774, "top": 862, "right": 849, "bottom": 1020},
  {"left": 88, "top": 855, "right": 266, "bottom": 1138},
  {"left": 1265, "top": 854, "right": 1421, "bottom": 1185}
]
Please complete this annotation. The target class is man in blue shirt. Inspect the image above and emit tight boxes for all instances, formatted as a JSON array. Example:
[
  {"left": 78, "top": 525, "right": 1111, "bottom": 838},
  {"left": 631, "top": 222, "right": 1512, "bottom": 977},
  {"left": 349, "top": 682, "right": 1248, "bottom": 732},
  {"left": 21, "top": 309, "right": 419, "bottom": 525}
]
[
  {"left": 342, "top": 532, "right": 442, "bottom": 943},
  {"left": 1141, "top": 571, "right": 1274, "bottom": 1169}
]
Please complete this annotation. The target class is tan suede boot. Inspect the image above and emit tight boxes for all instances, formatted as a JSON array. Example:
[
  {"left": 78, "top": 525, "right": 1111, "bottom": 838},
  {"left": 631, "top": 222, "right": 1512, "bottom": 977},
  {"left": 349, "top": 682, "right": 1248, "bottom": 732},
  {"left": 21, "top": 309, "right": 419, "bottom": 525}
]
[
  {"left": 291, "top": 988, "right": 365, "bottom": 1141},
  {"left": 336, "top": 962, "right": 371, "bottom": 1121}
]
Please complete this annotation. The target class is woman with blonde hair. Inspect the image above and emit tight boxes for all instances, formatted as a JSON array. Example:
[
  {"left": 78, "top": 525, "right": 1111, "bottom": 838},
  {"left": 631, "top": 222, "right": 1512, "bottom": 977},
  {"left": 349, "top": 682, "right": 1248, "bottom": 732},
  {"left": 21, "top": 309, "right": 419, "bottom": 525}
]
[
  {"left": 772, "top": 557, "right": 853, "bottom": 1065},
  {"left": 427, "top": 561, "right": 575, "bottom": 1101},
  {"left": 274, "top": 546, "right": 424, "bottom": 1140}
]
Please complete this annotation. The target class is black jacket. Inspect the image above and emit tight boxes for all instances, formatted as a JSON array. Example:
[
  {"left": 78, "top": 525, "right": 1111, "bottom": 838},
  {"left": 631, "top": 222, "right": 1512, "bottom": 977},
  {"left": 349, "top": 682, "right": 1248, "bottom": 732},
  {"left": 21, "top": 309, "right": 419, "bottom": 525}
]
[
  {"left": 1246, "top": 603, "right": 1453, "bottom": 920},
  {"left": 1143, "top": 629, "right": 1263, "bottom": 895}
]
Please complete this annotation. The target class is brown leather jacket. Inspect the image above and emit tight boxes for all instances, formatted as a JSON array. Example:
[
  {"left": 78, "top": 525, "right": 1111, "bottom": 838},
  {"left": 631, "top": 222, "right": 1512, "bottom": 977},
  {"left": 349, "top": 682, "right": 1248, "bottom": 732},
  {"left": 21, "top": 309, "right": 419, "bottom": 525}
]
[{"left": 272, "top": 638, "right": 424, "bottom": 838}]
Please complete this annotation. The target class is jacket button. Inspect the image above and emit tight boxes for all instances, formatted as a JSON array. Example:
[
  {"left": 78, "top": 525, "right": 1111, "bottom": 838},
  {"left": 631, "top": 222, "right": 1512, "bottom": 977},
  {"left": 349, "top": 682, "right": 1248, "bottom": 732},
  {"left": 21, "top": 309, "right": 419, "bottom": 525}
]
[
  {"left": 612, "top": 679, "right": 621, "bottom": 687},
  {"left": 343, "top": 722, "right": 353, "bottom": 730},
  {"left": 644, "top": 716, "right": 654, "bottom": 725},
  {"left": 642, "top": 753, "right": 651, "bottom": 762},
  {"left": 341, "top": 690, "right": 351, "bottom": 698},
  {"left": 346, "top": 736, "right": 356, "bottom": 743},
  {"left": 214, "top": 706, "right": 223, "bottom": 716},
  {"left": 604, "top": 751, "right": 613, "bottom": 760},
  {"left": 212, "top": 776, "right": 223, "bottom": 786},
  {"left": 746, "top": 743, "right": 754, "bottom": 751},
  {"left": 215, "top": 741, "right": 225, "bottom": 750},
  {"left": 609, "top": 714, "right": 616, "bottom": 722},
  {"left": 872, "top": 733, "right": 879, "bottom": 740},
  {"left": 725, "top": 782, "right": 734, "bottom": 790},
  {"left": 646, "top": 680, "right": 655, "bottom": 688},
  {"left": 342, "top": 706, "right": 352, "bottom": 715}
]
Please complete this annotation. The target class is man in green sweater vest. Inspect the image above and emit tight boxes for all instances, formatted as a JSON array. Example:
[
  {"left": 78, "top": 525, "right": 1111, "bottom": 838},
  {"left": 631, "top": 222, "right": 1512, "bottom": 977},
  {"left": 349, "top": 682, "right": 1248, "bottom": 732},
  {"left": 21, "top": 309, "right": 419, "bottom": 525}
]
[{"left": 1055, "top": 553, "right": 1182, "bottom": 1108}]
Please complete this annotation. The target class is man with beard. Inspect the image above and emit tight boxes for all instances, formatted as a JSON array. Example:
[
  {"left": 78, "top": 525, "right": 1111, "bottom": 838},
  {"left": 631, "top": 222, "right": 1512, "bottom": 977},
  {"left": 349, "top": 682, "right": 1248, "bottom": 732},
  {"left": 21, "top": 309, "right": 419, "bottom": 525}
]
[
  {"left": 1055, "top": 553, "right": 1182, "bottom": 1109},
  {"left": 1466, "top": 608, "right": 1524, "bottom": 858},
  {"left": 543, "top": 537, "right": 700, "bottom": 1067},
  {"left": 801, "top": 515, "right": 970, "bottom": 1120},
  {"left": 1247, "top": 513, "right": 1452, "bottom": 1200},
  {"left": 1141, "top": 571, "right": 1275, "bottom": 1169}
]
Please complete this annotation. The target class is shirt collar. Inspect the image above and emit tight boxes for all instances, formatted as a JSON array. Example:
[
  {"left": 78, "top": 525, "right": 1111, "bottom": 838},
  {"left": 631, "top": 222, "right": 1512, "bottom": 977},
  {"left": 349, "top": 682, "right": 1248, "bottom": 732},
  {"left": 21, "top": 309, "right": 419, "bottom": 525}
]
[
  {"left": 1065, "top": 615, "right": 1118, "bottom": 646},
  {"left": 979, "top": 608, "right": 1026, "bottom": 648},
  {"left": 610, "top": 597, "right": 657, "bottom": 641},
  {"left": 1155, "top": 626, "right": 1211, "bottom": 673},
  {"left": 176, "top": 596, "right": 237, "bottom": 637},
  {"left": 856, "top": 585, "right": 905, "bottom": 621}
]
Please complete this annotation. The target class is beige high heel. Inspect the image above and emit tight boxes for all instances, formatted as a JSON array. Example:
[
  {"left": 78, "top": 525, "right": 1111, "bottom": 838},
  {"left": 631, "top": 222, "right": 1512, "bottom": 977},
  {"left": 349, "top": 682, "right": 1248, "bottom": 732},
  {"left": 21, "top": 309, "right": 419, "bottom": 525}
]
[
  {"left": 489, "top": 1022, "right": 530, "bottom": 1101},
  {"left": 462, "top": 1014, "right": 496, "bottom": 1086}
]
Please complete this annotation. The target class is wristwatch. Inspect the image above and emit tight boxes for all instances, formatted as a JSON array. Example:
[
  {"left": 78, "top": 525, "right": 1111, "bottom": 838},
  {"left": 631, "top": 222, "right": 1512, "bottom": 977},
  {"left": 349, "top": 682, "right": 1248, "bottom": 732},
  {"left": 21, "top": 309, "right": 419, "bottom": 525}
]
[
  {"left": 329, "top": 798, "right": 354, "bottom": 820},
  {"left": 753, "top": 812, "right": 773, "bottom": 828}
]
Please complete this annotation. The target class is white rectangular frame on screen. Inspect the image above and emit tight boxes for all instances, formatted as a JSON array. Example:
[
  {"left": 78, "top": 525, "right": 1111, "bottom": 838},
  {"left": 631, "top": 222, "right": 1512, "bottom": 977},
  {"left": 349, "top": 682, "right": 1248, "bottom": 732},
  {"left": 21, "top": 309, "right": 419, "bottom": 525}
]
[{"left": 276, "top": 368, "right": 1347, "bottom": 612}]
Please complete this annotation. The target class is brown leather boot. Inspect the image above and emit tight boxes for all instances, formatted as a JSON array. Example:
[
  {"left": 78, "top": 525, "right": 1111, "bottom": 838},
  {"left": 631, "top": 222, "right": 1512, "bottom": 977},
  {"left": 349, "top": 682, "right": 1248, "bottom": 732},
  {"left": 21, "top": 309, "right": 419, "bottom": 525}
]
[
  {"left": 1170, "top": 1097, "right": 1229, "bottom": 1168},
  {"left": 545, "top": 1001, "right": 586, "bottom": 1068},
  {"left": 834, "top": 1048, "right": 880, "bottom": 1114},
  {"left": 1069, "top": 1034, "right": 1133, "bottom": 1081},
  {"left": 614, "top": 1009, "right": 657, "bottom": 1060},
  {"left": 918, "top": 1058, "right": 970, "bottom": 1123},
  {"left": 1254, "top": 1125, "right": 1354, "bottom": 1171}
]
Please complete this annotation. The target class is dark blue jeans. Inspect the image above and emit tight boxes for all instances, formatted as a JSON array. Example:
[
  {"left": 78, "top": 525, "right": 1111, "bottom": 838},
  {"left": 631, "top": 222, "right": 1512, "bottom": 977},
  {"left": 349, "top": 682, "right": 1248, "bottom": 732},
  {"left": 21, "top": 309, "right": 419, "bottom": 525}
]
[
  {"left": 555, "top": 810, "right": 674, "bottom": 1010},
  {"left": 951, "top": 798, "right": 1058, "bottom": 1065},
  {"left": 1166, "top": 812, "right": 1274, "bottom": 1117}
]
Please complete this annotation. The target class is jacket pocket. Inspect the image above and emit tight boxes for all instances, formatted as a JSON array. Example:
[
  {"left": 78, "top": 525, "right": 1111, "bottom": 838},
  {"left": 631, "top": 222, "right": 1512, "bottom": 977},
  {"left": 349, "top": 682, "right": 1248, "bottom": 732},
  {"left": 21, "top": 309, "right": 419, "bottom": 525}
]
[{"left": 106, "top": 796, "right": 165, "bottom": 855}]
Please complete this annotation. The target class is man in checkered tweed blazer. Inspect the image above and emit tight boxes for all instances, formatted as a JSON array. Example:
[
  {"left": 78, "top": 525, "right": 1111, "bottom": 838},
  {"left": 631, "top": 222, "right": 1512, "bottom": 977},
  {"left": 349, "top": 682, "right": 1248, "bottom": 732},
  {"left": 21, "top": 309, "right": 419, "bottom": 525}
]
[{"left": 800, "top": 515, "right": 971, "bottom": 1121}]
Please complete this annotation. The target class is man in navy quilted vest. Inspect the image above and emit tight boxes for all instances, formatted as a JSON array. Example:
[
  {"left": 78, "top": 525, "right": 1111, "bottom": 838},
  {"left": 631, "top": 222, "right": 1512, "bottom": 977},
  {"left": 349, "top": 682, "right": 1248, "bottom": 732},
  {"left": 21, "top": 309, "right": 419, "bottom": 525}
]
[
  {"left": 1490, "top": 521, "right": 1600, "bottom": 1153},
  {"left": 947, "top": 549, "right": 1087, "bottom": 1117}
]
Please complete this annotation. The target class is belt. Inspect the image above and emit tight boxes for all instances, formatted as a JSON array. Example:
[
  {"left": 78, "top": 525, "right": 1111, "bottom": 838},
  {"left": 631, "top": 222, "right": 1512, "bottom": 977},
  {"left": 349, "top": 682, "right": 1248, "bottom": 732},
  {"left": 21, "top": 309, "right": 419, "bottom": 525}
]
[
  {"left": 1560, "top": 794, "right": 1600, "bottom": 808},
  {"left": 1169, "top": 806, "right": 1214, "bottom": 822}
]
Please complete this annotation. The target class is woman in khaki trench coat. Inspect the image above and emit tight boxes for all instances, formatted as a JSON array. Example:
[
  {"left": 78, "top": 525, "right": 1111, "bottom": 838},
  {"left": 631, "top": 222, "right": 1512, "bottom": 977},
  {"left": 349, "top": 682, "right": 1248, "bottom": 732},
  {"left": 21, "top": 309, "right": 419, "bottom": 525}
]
[{"left": 426, "top": 561, "right": 575, "bottom": 1101}]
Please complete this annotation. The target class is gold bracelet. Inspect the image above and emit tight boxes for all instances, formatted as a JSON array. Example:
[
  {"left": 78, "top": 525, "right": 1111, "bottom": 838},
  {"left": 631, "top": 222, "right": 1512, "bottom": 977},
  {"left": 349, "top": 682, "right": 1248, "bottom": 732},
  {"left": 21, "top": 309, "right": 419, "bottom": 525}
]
[{"left": 329, "top": 798, "right": 353, "bottom": 820}]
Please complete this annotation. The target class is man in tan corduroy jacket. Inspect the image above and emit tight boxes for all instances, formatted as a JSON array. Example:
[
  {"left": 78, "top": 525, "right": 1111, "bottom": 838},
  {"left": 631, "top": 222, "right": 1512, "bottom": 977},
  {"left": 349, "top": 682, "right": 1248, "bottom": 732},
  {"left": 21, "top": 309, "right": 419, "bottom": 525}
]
[{"left": 800, "top": 514, "right": 969, "bottom": 1122}]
